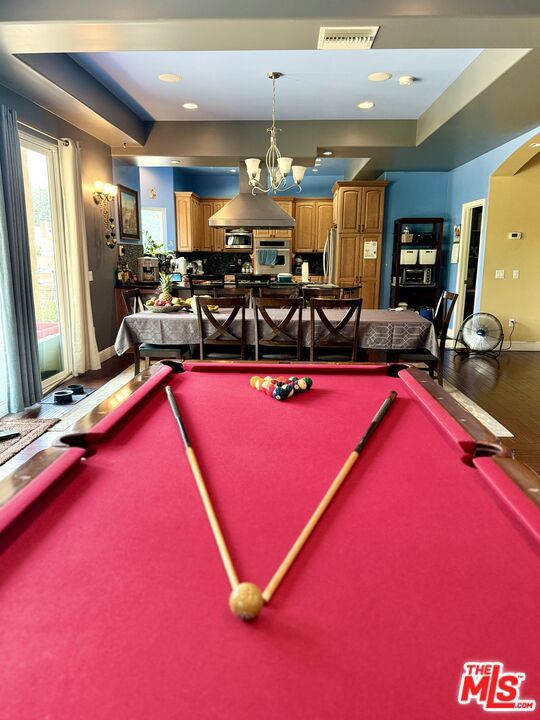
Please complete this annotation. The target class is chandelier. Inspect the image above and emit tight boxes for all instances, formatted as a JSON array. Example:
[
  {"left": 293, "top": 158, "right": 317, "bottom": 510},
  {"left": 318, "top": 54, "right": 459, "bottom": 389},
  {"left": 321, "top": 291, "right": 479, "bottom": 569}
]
[{"left": 244, "top": 72, "right": 306, "bottom": 195}]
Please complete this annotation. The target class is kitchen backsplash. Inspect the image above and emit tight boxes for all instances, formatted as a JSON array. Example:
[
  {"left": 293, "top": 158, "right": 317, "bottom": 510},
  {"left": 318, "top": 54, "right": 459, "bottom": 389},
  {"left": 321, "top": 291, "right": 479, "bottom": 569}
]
[{"left": 169, "top": 251, "right": 324, "bottom": 276}]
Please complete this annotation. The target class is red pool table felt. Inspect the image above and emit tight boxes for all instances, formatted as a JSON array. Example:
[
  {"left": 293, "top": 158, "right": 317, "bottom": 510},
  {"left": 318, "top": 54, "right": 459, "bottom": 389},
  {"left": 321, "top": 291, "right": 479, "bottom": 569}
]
[{"left": 1, "top": 362, "right": 539, "bottom": 720}]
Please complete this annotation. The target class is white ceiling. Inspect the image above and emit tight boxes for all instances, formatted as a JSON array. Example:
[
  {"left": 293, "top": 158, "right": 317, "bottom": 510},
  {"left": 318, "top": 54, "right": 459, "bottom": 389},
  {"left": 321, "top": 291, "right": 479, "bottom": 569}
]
[{"left": 73, "top": 49, "right": 482, "bottom": 121}]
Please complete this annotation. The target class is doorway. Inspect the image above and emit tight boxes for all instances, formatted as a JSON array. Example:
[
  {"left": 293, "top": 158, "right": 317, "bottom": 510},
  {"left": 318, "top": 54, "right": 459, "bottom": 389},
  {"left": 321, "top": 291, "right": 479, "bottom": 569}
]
[
  {"left": 19, "top": 132, "right": 71, "bottom": 392},
  {"left": 452, "top": 199, "right": 486, "bottom": 337}
]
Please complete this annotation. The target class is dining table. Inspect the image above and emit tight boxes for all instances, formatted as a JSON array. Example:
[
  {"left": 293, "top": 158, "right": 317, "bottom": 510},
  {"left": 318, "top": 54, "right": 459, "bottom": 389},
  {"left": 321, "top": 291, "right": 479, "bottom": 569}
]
[{"left": 114, "top": 307, "right": 439, "bottom": 357}]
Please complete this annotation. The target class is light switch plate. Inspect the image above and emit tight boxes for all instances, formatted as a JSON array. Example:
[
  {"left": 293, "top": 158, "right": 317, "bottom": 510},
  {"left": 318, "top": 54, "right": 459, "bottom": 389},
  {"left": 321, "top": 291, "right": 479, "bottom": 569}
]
[
  {"left": 88, "top": 270, "right": 94, "bottom": 281},
  {"left": 495, "top": 270, "right": 505, "bottom": 279},
  {"left": 512, "top": 270, "right": 520, "bottom": 279}
]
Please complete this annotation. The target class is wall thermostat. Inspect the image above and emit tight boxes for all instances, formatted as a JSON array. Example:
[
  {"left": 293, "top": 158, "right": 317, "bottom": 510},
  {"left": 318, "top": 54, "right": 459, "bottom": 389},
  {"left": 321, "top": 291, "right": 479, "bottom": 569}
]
[{"left": 508, "top": 232, "right": 522, "bottom": 240}]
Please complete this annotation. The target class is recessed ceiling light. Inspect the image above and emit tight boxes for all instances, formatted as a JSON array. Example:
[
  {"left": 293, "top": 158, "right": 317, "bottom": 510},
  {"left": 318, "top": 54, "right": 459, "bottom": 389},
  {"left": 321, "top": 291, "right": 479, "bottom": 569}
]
[
  {"left": 357, "top": 101, "right": 375, "bottom": 110},
  {"left": 158, "top": 73, "right": 181, "bottom": 83},
  {"left": 323, "top": 151, "right": 333, "bottom": 156},
  {"left": 229, "top": 168, "right": 237, "bottom": 173},
  {"left": 171, "top": 160, "right": 180, "bottom": 164},
  {"left": 312, "top": 168, "right": 319, "bottom": 172},
  {"left": 399, "top": 76, "right": 417, "bottom": 86},
  {"left": 529, "top": 142, "right": 540, "bottom": 147},
  {"left": 182, "top": 102, "right": 198, "bottom": 110},
  {"left": 368, "top": 72, "right": 392, "bottom": 82}
]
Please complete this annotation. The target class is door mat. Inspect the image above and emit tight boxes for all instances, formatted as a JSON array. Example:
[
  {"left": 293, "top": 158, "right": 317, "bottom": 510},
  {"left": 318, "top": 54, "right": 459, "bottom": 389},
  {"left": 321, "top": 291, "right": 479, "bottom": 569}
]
[
  {"left": 0, "top": 417, "right": 60, "bottom": 466},
  {"left": 41, "top": 387, "right": 96, "bottom": 405}
]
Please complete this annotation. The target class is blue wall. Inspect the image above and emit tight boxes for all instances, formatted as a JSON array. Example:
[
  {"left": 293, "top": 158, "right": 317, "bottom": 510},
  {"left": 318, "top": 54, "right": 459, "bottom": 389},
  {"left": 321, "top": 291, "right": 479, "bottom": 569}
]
[
  {"left": 445, "top": 126, "right": 540, "bottom": 306},
  {"left": 379, "top": 172, "right": 450, "bottom": 308},
  {"left": 173, "top": 169, "right": 340, "bottom": 198},
  {"left": 139, "top": 167, "right": 176, "bottom": 250},
  {"left": 174, "top": 170, "right": 238, "bottom": 197}
]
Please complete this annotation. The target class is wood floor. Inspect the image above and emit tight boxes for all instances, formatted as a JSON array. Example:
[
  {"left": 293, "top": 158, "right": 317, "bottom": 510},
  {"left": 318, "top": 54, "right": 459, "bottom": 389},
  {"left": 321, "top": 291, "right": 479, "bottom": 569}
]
[
  {"left": 443, "top": 350, "right": 540, "bottom": 472},
  {"left": 1, "top": 351, "right": 539, "bottom": 481}
]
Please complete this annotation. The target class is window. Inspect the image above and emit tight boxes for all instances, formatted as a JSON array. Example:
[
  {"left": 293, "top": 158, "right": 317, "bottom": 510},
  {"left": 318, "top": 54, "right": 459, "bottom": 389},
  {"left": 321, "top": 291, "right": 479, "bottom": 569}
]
[
  {"left": 20, "top": 132, "right": 70, "bottom": 391},
  {"left": 141, "top": 207, "right": 167, "bottom": 253}
]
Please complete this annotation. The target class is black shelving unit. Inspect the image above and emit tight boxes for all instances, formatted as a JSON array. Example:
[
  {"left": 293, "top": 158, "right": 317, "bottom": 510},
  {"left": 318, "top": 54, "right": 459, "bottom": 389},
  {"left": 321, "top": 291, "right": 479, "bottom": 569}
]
[{"left": 391, "top": 217, "right": 444, "bottom": 310}]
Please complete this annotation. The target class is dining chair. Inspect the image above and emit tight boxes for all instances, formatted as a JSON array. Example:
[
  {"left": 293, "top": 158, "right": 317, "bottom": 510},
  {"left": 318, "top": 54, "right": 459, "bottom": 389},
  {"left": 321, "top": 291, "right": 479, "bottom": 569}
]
[
  {"left": 259, "top": 286, "right": 300, "bottom": 299},
  {"left": 121, "top": 289, "right": 185, "bottom": 376},
  {"left": 393, "top": 290, "right": 458, "bottom": 385},
  {"left": 189, "top": 274, "right": 225, "bottom": 297},
  {"left": 195, "top": 295, "right": 247, "bottom": 360},
  {"left": 254, "top": 297, "right": 303, "bottom": 361},
  {"left": 302, "top": 286, "right": 341, "bottom": 308},
  {"left": 309, "top": 297, "right": 362, "bottom": 362}
]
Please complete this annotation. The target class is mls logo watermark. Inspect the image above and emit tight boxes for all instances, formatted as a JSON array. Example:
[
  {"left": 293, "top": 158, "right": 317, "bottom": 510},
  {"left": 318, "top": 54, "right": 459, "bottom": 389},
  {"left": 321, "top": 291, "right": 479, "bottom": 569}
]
[{"left": 458, "top": 662, "right": 536, "bottom": 712}]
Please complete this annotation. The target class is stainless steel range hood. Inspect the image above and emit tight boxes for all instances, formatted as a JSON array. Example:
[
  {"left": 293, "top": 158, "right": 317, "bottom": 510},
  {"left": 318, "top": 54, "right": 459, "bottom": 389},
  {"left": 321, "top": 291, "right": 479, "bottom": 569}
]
[
  {"left": 208, "top": 193, "right": 295, "bottom": 229},
  {"left": 208, "top": 167, "right": 295, "bottom": 229}
]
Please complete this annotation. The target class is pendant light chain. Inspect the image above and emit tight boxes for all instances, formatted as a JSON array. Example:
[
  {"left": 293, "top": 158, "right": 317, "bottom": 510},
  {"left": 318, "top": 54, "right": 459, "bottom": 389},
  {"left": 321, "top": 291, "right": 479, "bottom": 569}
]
[{"left": 244, "top": 72, "right": 306, "bottom": 194}]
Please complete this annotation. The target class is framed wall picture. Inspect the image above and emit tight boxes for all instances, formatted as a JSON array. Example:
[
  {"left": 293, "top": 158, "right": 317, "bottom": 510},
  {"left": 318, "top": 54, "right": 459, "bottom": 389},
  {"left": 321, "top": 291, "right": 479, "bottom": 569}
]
[{"left": 117, "top": 185, "right": 141, "bottom": 241}]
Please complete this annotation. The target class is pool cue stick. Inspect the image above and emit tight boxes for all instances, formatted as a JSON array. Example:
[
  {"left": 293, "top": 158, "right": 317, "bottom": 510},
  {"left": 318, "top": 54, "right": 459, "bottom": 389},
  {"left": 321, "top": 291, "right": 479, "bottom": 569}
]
[
  {"left": 262, "top": 390, "right": 398, "bottom": 603},
  {"left": 165, "top": 385, "right": 240, "bottom": 590}
]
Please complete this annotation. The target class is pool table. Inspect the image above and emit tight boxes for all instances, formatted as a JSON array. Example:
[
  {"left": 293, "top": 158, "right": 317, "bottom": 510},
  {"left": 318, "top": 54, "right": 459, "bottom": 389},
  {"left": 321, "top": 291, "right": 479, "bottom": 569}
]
[{"left": 1, "top": 361, "right": 539, "bottom": 720}]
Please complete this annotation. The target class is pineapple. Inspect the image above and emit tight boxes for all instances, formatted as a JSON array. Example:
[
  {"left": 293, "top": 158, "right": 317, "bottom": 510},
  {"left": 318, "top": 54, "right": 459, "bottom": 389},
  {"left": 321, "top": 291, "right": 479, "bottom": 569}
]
[{"left": 158, "top": 272, "right": 173, "bottom": 302}]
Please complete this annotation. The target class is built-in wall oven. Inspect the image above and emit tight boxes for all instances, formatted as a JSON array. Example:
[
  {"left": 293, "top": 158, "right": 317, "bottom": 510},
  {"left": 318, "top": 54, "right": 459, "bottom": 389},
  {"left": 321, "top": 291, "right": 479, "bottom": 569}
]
[
  {"left": 224, "top": 229, "right": 253, "bottom": 251},
  {"left": 253, "top": 238, "right": 291, "bottom": 274}
]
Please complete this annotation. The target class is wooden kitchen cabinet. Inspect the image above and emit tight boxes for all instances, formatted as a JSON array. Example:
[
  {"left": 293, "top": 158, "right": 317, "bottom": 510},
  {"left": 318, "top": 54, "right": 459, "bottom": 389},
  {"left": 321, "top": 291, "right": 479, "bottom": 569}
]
[
  {"left": 175, "top": 192, "right": 200, "bottom": 251},
  {"left": 315, "top": 201, "right": 333, "bottom": 251},
  {"left": 294, "top": 201, "right": 316, "bottom": 252},
  {"left": 335, "top": 234, "right": 362, "bottom": 286},
  {"left": 199, "top": 201, "right": 213, "bottom": 251},
  {"left": 331, "top": 182, "right": 387, "bottom": 308},
  {"left": 294, "top": 199, "right": 333, "bottom": 252}
]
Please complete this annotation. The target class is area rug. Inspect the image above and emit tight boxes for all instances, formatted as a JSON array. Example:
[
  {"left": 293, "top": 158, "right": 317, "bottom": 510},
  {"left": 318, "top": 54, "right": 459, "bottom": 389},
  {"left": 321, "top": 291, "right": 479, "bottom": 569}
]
[
  {"left": 0, "top": 417, "right": 60, "bottom": 466},
  {"left": 54, "top": 365, "right": 136, "bottom": 432},
  {"left": 442, "top": 380, "right": 513, "bottom": 438}
]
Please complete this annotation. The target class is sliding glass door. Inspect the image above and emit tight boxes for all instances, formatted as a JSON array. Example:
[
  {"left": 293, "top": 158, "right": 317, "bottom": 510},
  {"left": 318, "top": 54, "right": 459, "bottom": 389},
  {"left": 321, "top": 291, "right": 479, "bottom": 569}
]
[{"left": 20, "top": 133, "right": 70, "bottom": 392}]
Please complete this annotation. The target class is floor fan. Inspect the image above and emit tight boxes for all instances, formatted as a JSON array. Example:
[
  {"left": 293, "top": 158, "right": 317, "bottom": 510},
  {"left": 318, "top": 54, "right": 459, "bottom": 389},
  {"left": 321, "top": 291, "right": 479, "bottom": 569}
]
[{"left": 454, "top": 312, "right": 504, "bottom": 358}]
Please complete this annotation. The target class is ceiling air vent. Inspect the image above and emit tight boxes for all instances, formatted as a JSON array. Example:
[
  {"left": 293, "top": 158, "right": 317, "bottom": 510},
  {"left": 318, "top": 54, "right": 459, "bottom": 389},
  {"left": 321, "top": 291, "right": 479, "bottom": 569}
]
[{"left": 317, "top": 26, "right": 379, "bottom": 50}]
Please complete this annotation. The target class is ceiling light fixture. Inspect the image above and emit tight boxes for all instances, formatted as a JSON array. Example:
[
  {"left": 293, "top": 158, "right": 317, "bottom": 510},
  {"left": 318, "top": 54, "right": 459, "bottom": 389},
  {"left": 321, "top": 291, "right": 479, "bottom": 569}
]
[
  {"left": 323, "top": 150, "right": 333, "bottom": 156},
  {"left": 368, "top": 72, "right": 392, "bottom": 82},
  {"left": 158, "top": 73, "right": 181, "bottom": 83},
  {"left": 244, "top": 72, "right": 306, "bottom": 195},
  {"left": 399, "top": 76, "right": 417, "bottom": 86},
  {"left": 357, "top": 101, "right": 375, "bottom": 109},
  {"left": 230, "top": 168, "right": 237, "bottom": 173},
  {"left": 182, "top": 102, "right": 198, "bottom": 110}
]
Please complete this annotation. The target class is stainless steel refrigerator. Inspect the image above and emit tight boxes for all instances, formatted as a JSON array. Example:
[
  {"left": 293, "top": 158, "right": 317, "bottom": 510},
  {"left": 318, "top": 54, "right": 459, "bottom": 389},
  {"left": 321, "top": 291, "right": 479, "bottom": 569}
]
[{"left": 323, "top": 226, "right": 338, "bottom": 285}]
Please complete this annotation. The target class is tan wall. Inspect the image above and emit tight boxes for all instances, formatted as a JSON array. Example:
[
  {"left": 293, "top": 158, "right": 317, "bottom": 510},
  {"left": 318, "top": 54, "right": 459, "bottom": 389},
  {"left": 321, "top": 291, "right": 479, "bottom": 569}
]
[{"left": 481, "top": 154, "right": 540, "bottom": 343}]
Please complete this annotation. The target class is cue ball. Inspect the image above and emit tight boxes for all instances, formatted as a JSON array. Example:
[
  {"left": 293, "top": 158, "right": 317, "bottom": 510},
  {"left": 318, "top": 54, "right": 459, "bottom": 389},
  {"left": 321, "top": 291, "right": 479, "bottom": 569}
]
[{"left": 229, "top": 582, "right": 264, "bottom": 621}]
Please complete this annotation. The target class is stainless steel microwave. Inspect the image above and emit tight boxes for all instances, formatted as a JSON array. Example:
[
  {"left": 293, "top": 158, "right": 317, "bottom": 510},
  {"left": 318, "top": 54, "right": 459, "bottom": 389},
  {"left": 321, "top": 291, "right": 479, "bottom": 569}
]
[
  {"left": 224, "top": 229, "right": 253, "bottom": 250},
  {"left": 401, "top": 267, "right": 433, "bottom": 286}
]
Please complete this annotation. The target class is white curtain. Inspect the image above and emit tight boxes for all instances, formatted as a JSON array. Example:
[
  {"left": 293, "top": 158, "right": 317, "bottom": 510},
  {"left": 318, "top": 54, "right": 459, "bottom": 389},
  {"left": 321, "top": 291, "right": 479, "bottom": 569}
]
[{"left": 58, "top": 139, "right": 101, "bottom": 375}]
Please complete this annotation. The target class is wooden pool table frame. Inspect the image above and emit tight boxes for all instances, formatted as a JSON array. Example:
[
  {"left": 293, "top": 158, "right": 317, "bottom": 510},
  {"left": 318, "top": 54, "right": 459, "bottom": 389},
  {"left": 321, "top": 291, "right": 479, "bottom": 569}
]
[{"left": 1, "top": 361, "right": 539, "bottom": 516}]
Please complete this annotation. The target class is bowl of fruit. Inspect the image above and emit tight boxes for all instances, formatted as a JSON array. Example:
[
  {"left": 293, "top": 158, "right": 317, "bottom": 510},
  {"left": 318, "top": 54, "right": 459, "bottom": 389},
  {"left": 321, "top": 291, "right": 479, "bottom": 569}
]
[{"left": 145, "top": 274, "right": 193, "bottom": 313}]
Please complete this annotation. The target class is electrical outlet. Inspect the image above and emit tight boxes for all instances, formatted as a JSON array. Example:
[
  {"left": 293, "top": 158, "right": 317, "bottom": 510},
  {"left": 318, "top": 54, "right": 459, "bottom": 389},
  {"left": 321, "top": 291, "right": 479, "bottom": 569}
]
[{"left": 508, "top": 318, "right": 515, "bottom": 328}]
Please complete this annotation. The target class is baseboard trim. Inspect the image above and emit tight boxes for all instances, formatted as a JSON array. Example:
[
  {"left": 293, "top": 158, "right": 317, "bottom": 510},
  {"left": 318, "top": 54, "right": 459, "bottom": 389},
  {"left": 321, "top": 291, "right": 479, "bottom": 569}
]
[
  {"left": 99, "top": 345, "right": 116, "bottom": 362},
  {"left": 446, "top": 340, "right": 540, "bottom": 351},
  {"left": 503, "top": 341, "right": 540, "bottom": 351}
]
